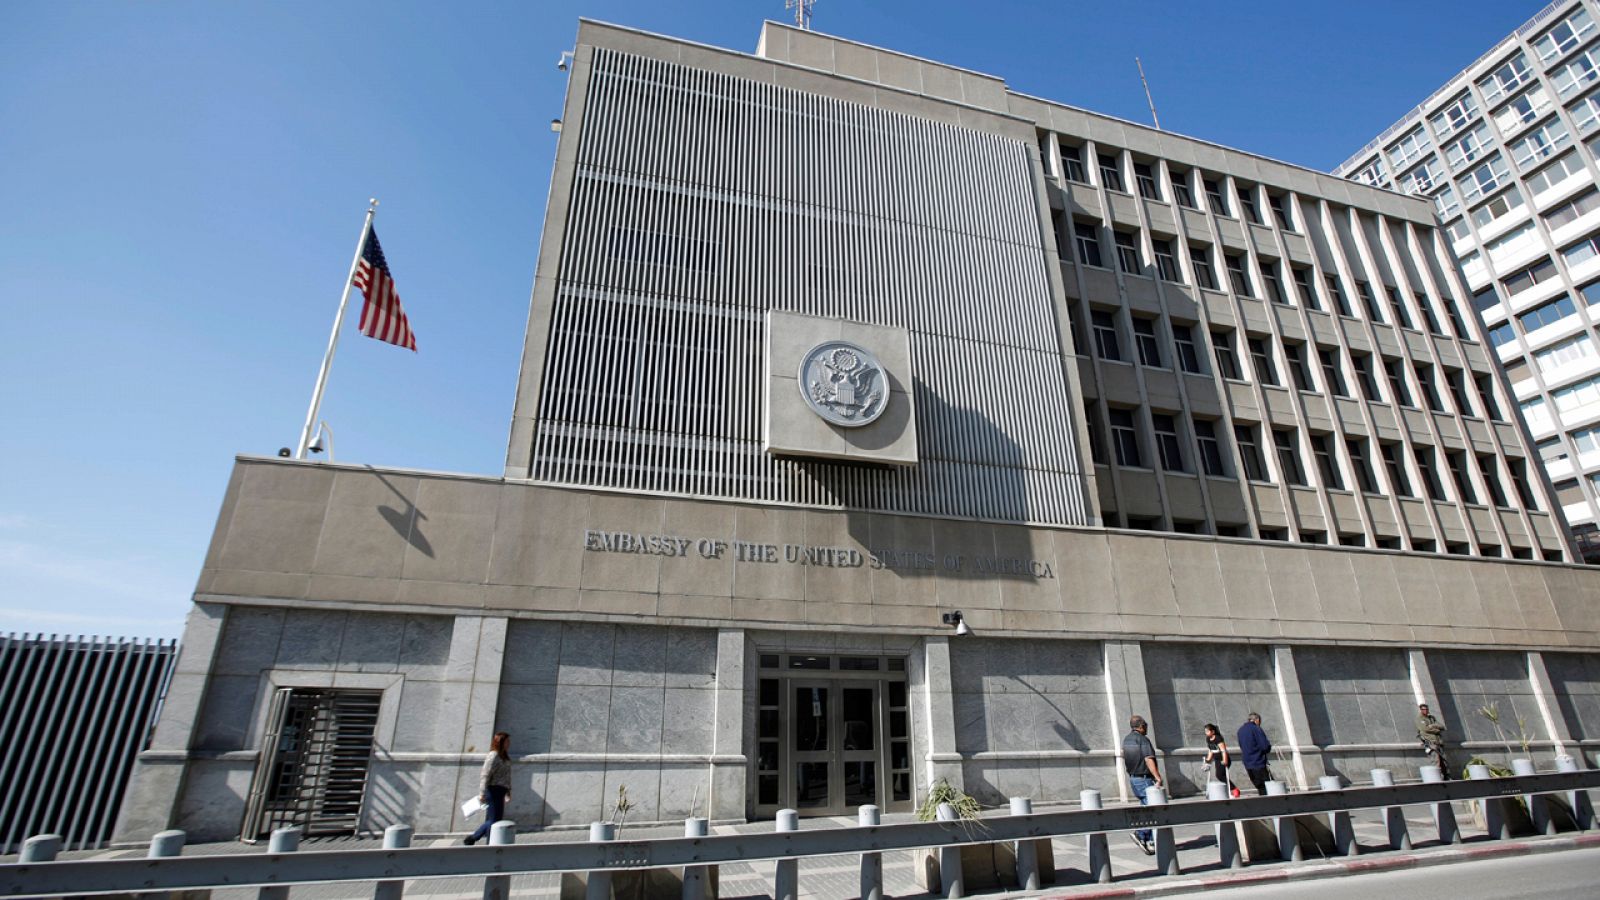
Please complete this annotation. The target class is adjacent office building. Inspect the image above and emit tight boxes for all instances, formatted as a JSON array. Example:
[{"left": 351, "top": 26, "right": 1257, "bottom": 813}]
[
  {"left": 114, "top": 19, "right": 1600, "bottom": 844},
  {"left": 1336, "top": 0, "right": 1600, "bottom": 560}
]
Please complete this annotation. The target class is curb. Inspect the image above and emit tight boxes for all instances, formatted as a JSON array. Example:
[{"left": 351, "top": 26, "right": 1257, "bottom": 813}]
[{"left": 1032, "top": 832, "right": 1600, "bottom": 898}]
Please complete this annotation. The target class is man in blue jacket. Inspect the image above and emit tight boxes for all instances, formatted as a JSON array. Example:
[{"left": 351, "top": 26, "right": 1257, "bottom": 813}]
[{"left": 1236, "top": 712, "right": 1273, "bottom": 795}]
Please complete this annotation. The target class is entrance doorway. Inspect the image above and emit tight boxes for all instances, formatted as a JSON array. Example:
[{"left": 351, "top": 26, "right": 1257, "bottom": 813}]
[
  {"left": 754, "top": 654, "right": 912, "bottom": 818},
  {"left": 239, "top": 688, "right": 381, "bottom": 840}
]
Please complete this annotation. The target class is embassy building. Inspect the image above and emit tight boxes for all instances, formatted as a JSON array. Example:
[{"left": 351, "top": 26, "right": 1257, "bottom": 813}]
[{"left": 118, "top": 20, "right": 1600, "bottom": 843}]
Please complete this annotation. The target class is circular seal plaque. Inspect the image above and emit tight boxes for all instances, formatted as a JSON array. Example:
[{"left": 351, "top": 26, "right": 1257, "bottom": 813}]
[{"left": 798, "top": 340, "right": 889, "bottom": 427}]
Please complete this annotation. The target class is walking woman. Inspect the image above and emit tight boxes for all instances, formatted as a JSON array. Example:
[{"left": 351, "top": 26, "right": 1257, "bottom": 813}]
[
  {"left": 464, "top": 731, "right": 512, "bottom": 845},
  {"left": 1202, "top": 723, "right": 1236, "bottom": 796}
]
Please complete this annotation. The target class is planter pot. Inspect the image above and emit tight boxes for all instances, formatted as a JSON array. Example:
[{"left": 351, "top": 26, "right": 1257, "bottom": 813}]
[{"left": 911, "top": 839, "right": 1055, "bottom": 892}]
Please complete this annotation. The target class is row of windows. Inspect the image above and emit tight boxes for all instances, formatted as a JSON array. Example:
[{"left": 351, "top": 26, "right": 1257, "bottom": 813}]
[
  {"left": 1106, "top": 511, "right": 1550, "bottom": 557},
  {"left": 1045, "top": 139, "right": 1297, "bottom": 230},
  {"left": 1056, "top": 215, "right": 1469, "bottom": 336},
  {"left": 1086, "top": 400, "right": 1538, "bottom": 510},
  {"left": 1074, "top": 305, "right": 1506, "bottom": 421}
]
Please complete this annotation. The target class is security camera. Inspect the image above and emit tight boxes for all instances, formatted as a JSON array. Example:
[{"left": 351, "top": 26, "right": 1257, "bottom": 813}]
[
  {"left": 277, "top": 448, "right": 292, "bottom": 458},
  {"left": 557, "top": 51, "right": 574, "bottom": 71}
]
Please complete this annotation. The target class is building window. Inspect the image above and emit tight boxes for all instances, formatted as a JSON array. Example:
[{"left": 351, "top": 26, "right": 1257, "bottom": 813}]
[
  {"left": 1225, "top": 253, "right": 1253, "bottom": 296},
  {"left": 1099, "top": 152, "right": 1126, "bottom": 192},
  {"left": 1274, "top": 428, "right": 1306, "bottom": 486},
  {"left": 1092, "top": 310, "right": 1122, "bottom": 361},
  {"left": 1109, "top": 408, "right": 1141, "bottom": 467},
  {"left": 1152, "top": 413, "right": 1185, "bottom": 471},
  {"left": 1443, "top": 296, "right": 1468, "bottom": 337},
  {"left": 1170, "top": 170, "right": 1196, "bottom": 208},
  {"left": 1261, "top": 261, "right": 1289, "bottom": 305},
  {"left": 1319, "top": 347, "right": 1349, "bottom": 397},
  {"left": 1575, "top": 92, "right": 1600, "bottom": 135},
  {"left": 1416, "top": 447, "right": 1447, "bottom": 501},
  {"left": 1384, "top": 358, "right": 1414, "bottom": 406},
  {"left": 1535, "top": 333, "right": 1598, "bottom": 375},
  {"left": 1544, "top": 187, "right": 1600, "bottom": 229},
  {"left": 1511, "top": 118, "right": 1572, "bottom": 170},
  {"left": 1446, "top": 451, "right": 1477, "bottom": 504},
  {"left": 1236, "top": 185, "right": 1261, "bottom": 224},
  {"left": 1349, "top": 438, "right": 1380, "bottom": 493},
  {"left": 1326, "top": 274, "right": 1352, "bottom": 316},
  {"left": 1551, "top": 47, "right": 1600, "bottom": 99},
  {"left": 1357, "top": 281, "right": 1385, "bottom": 323},
  {"left": 1204, "top": 177, "right": 1229, "bottom": 216},
  {"left": 1445, "top": 368, "right": 1472, "bottom": 416},
  {"left": 1458, "top": 154, "right": 1511, "bottom": 204},
  {"left": 1353, "top": 352, "right": 1381, "bottom": 402},
  {"left": 1084, "top": 400, "right": 1107, "bottom": 464},
  {"left": 1488, "top": 322, "right": 1517, "bottom": 348},
  {"left": 1212, "top": 328, "right": 1242, "bottom": 379},
  {"left": 1060, "top": 143, "right": 1088, "bottom": 182},
  {"left": 1563, "top": 233, "right": 1600, "bottom": 269},
  {"left": 1074, "top": 222, "right": 1104, "bottom": 268},
  {"left": 1492, "top": 86, "right": 1554, "bottom": 135},
  {"left": 1388, "top": 287, "right": 1415, "bottom": 329},
  {"left": 1134, "top": 162, "right": 1162, "bottom": 200},
  {"left": 1472, "top": 185, "right": 1527, "bottom": 231},
  {"left": 1269, "top": 194, "right": 1295, "bottom": 230},
  {"left": 1473, "top": 285, "right": 1501, "bottom": 313},
  {"left": 1153, "top": 238, "right": 1181, "bottom": 282},
  {"left": 1114, "top": 230, "right": 1142, "bottom": 274},
  {"left": 1415, "top": 363, "right": 1444, "bottom": 412},
  {"left": 1520, "top": 295, "right": 1578, "bottom": 332},
  {"left": 1172, "top": 322, "right": 1202, "bottom": 373},
  {"left": 1388, "top": 125, "right": 1433, "bottom": 169},
  {"left": 1352, "top": 157, "right": 1387, "bottom": 187},
  {"left": 1382, "top": 442, "right": 1413, "bottom": 497},
  {"left": 1479, "top": 454, "right": 1509, "bottom": 506},
  {"left": 1534, "top": 7, "right": 1596, "bottom": 64},
  {"left": 1429, "top": 92, "right": 1480, "bottom": 138},
  {"left": 1290, "top": 267, "right": 1320, "bottom": 310},
  {"left": 1444, "top": 123, "right": 1491, "bottom": 169},
  {"left": 1236, "top": 424, "right": 1267, "bottom": 481},
  {"left": 1418, "top": 293, "right": 1444, "bottom": 335},
  {"left": 1284, "top": 341, "right": 1314, "bottom": 392},
  {"left": 1195, "top": 419, "right": 1225, "bottom": 476},
  {"left": 1133, "top": 316, "right": 1163, "bottom": 367},
  {"left": 1509, "top": 457, "right": 1538, "bottom": 508},
  {"left": 1191, "top": 245, "right": 1219, "bottom": 290},
  {"left": 1249, "top": 337, "right": 1278, "bottom": 386},
  {"left": 1526, "top": 151, "right": 1585, "bottom": 197},
  {"left": 1474, "top": 374, "right": 1502, "bottom": 420},
  {"left": 1478, "top": 52, "right": 1531, "bottom": 105},
  {"left": 1312, "top": 434, "right": 1343, "bottom": 489}
]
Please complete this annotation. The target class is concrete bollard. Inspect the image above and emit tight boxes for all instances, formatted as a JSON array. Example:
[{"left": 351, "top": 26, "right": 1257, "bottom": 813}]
[
  {"left": 1265, "top": 780, "right": 1300, "bottom": 861},
  {"left": 1421, "top": 765, "right": 1460, "bottom": 844},
  {"left": 1081, "top": 790, "right": 1112, "bottom": 884},
  {"left": 1371, "top": 769, "right": 1410, "bottom": 850},
  {"left": 1511, "top": 759, "right": 1554, "bottom": 836},
  {"left": 374, "top": 824, "right": 412, "bottom": 900},
  {"left": 1319, "top": 776, "right": 1358, "bottom": 856},
  {"left": 585, "top": 821, "right": 615, "bottom": 900},
  {"left": 857, "top": 806, "right": 882, "bottom": 900},
  {"left": 1557, "top": 755, "right": 1595, "bottom": 830},
  {"left": 935, "top": 802, "right": 964, "bottom": 898},
  {"left": 683, "top": 816, "right": 711, "bottom": 900},
  {"left": 774, "top": 809, "right": 799, "bottom": 900},
  {"left": 1206, "top": 781, "right": 1241, "bottom": 869},
  {"left": 258, "top": 827, "right": 302, "bottom": 900},
  {"left": 143, "top": 830, "right": 185, "bottom": 900},
  {"left": 1468, "top": 764, "right": 1510, "bottom": 840},
  {"left": 1008, "top": 797, "right": 1040, "bottom": 891},
  {"left": 20, "top": 834, "right": 62, "bottom": 863},
  {"left": 483, "top": 821, "right": 515, "bottom": 900},
  {"left": 1145, "top": 785, "right": 1179, "bottom": 876}
]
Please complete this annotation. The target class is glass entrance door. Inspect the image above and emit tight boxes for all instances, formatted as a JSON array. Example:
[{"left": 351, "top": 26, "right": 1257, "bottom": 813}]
[{"left": 790, "top": 681, "right": 879, "bottom": 815}]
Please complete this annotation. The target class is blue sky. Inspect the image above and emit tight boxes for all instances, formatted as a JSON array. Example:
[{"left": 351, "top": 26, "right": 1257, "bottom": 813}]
[{"left": 0, "top": 0, "right": 1545, "bottom": 638}]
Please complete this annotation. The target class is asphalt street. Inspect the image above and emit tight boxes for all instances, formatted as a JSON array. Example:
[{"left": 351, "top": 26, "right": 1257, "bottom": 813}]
[{"left": 1179, "top": 845, "right": 1600, "bottom": 899}]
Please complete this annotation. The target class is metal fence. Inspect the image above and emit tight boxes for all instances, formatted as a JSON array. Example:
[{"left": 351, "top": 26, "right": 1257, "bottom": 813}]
[
  {"left": 0, "top": 633, "right": 177, "bottom": 855},
  {"left": 4, "top": 768, "right": 1596, "bottom": 899}
]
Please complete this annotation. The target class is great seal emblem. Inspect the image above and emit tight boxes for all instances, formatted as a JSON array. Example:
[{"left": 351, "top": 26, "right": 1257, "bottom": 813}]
[{"left": 798, "top": 340, "right": 888, "bottom": 427}]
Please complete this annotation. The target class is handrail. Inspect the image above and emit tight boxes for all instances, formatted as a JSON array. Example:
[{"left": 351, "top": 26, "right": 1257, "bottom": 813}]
[{"left": 4, "top": 770, "right": 1598, "bottom": 897}]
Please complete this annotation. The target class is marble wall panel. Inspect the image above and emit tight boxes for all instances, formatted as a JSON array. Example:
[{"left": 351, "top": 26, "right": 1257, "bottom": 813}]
[{"left": 1544, "top": 651, "right": 1600, "bottom": 740}]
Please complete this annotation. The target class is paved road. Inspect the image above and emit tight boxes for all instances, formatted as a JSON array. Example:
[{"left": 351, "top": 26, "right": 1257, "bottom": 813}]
[{"left": 1185, "top": 846, "right": 1600, "bottom": 899}]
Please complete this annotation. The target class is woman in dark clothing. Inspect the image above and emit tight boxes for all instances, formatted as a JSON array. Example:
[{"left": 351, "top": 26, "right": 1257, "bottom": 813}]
[
  {"left": 1202, "top": 723, "right": 1235, "bottom": 795},
  {"left": 464, "top": 731, "right": 512, "bottom": 845}
]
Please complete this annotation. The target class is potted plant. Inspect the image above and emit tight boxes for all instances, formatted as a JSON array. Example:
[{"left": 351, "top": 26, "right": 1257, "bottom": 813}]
[{"left": 910, "top": 779, "right": 1053, "bottom": 892}]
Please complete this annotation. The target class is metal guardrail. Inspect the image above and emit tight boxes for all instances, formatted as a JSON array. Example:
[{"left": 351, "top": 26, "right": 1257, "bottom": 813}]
[{"left": 3, "top": 770, "right": 1597, "bottom": 897}]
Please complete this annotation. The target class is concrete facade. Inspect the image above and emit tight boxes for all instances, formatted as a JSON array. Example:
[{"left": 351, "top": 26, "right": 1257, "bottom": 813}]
[{"left": 118, "top": 17, "right": 1600, "bottom": 843}]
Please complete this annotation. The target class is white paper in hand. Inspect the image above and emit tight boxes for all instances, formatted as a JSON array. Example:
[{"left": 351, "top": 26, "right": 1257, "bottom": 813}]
[{"left": 461, "top": 796, "right": 485, "bottom": 819}]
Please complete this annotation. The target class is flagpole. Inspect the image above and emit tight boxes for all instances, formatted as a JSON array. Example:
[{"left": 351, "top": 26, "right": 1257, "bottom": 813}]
[{"left": 295, "top": 198, "right": 378, "bottom": 459}]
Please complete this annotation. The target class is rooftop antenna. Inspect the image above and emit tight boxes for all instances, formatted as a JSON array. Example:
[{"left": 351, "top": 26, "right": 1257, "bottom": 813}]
[
  {"left": 1136, "top": 57, "right": 1162, "bottom": 131},
  {"left": 786, "top": 0, "right": 815, "bottom": 30}
]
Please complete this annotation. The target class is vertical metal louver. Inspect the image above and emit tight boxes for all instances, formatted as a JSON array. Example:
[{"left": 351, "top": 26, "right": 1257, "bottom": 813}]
[
  {"left": 0, "top": 633, "right": 177, "bottom": 854},
  {"left": 240, "top": 688, "right": 381, "bottom": 840},
  {"left": 529, "top": 49, "right": 1089, "bottom": 526}
]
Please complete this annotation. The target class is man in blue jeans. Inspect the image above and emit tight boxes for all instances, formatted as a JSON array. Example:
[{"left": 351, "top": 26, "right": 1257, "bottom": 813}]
[{"left": 1122, "top": 714, "right": 1162, "bottom": 855}]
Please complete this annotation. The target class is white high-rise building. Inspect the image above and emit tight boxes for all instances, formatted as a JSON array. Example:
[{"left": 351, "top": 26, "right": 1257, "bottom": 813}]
[{"left": 1336, "top": 0, "right": 1600, "bottom": 560}]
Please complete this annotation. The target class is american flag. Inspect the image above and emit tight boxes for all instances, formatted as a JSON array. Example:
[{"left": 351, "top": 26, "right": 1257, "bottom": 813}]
[{"left": 353, "top": 228, "right": 417, "bottom": 351}]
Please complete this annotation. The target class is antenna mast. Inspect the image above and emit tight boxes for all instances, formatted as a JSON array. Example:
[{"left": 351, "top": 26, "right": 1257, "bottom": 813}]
[
  {"left": 786, "top": 0, "right": 815, "bottom": 30},
  {"left": 1136, "top": 57, "right": 1161, "bottom": 131}
]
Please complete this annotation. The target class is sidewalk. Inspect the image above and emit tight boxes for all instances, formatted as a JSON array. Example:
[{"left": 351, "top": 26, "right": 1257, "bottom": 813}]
[{"left": 9, "top": 800, "right": 1596, "bottom": 899}]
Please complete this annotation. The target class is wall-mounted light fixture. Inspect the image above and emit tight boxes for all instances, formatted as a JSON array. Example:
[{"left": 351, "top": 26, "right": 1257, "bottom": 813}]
[{"left": 941, "top": 611, "right": 970, "bottom": 636}]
